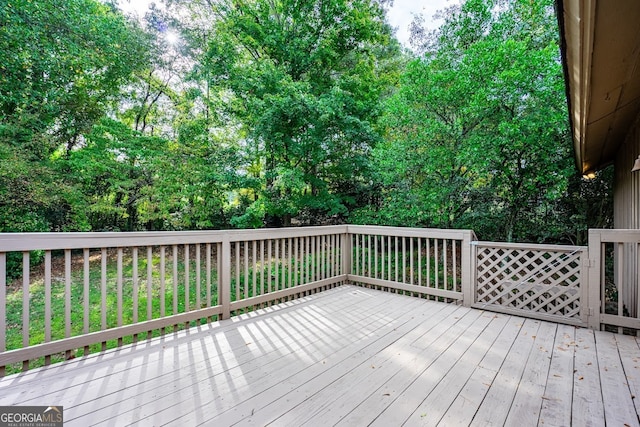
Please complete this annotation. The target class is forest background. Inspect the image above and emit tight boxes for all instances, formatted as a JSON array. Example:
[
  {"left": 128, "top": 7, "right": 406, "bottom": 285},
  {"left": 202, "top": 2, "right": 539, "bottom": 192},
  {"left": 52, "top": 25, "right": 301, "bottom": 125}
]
[{"left": 0, "top": 0, "right": 613, "bottom": 246}]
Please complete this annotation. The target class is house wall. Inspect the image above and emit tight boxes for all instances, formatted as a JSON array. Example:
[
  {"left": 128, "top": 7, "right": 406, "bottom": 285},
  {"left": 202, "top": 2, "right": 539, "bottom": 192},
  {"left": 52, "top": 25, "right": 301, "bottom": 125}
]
[
  {"left": 613, "top": 112, "right": 640, "bottom": 318},
  {"left": 615, "top": 112, "right": 640, "bottom": 229}
]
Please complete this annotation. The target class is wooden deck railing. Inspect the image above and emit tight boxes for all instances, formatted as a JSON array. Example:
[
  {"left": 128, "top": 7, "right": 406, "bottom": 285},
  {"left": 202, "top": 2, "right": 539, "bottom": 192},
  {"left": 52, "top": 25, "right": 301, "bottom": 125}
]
[
  {"left": 346, "top": 226, "right": 475, "bottom": 303},
  {"left": 472, "top": 241, "right": 588, "bottom": 326},
  {"left": 0, "top": 226, "right": 348, "bottom": 375},
  {"left": 588, "top": 229, "right": 640, "bottom": 332},
  {"left": 0, "top": 225, "right": 637, "bottom": 375}
]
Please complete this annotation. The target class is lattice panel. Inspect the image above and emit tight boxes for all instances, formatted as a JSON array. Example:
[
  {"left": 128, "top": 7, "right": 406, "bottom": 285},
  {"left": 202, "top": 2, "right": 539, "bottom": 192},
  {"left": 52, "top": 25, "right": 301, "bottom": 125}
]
[{"left": 476, "top": 246, "right": 583, "bottom": 319}]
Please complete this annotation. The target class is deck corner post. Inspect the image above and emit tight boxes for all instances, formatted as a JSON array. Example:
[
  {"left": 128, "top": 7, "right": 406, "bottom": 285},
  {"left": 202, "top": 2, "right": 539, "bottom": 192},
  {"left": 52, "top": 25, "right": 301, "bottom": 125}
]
[
  {"left": 220, "top": 234, "right": 232, "bottom": 320},
  {"left": 586, "top": 229, "right": 602, "bottom": 330},
  {"left": 343, "top": 228, "right": 353, "bottom": 282},
  {"left": 461, "top": 230, "right": 474, "bottom": 307}
]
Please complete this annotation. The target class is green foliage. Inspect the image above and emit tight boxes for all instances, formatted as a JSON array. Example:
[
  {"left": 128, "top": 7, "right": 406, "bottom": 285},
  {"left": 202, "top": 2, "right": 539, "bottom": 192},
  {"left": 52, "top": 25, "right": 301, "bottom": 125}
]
[
  {"left": 200, "top": 0, "right": 401, "bottom": 226},
  {"left": 0, "top": 0, "right": 613, "bottom": 242},
  {"left": 358, "top": 0, "right": 598, "bottom": 243},
  {"left": 0, "top": 0, "right": 153, "bottom": 234}
]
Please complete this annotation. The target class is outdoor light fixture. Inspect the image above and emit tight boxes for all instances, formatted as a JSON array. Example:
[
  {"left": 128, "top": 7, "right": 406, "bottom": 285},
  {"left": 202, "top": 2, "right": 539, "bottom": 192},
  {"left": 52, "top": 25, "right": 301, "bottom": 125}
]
[
  {"left": 632, "top": 155, "right": 640, "bottom": 172},
  {"left": 582, "top": 172, "right": 596, "bottom": 179}
]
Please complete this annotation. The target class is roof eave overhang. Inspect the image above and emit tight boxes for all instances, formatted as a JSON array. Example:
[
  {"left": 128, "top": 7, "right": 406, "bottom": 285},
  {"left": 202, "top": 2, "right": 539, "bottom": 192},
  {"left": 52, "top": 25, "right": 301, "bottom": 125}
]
[{"left": 557, "top": 0, "right": 597, "bottom": 175}]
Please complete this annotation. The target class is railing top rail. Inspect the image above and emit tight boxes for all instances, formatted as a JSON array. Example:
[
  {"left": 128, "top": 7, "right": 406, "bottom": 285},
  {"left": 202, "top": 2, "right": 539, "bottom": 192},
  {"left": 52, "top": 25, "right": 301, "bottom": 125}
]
[
  {"left": 589, "top": 229, "right": 640, "bottom": 243},
  {"left": 0, "top": 225, "right": 349, "bottom": 252},
  {"left": 346, "top": 225, "right": 474, "bottom": 240},
  {"left": 473, "top": 240, "right": 587, "bottom": 252},
  {"left": 227, "top": 225, "right": 348, "bottom": 242}
]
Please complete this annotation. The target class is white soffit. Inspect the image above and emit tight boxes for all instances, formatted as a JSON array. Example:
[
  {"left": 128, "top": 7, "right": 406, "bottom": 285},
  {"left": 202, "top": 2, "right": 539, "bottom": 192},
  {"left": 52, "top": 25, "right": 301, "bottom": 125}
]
[{"left": 560, "top": 0, "right": 640, "bottom": 174}]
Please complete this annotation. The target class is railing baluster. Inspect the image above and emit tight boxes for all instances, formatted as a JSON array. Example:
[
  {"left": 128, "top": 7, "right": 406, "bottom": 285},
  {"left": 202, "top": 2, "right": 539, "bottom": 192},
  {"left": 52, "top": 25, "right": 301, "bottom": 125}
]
[
  {"left": 388, "top": 236, "right": 392, "bottom": 282},
  {"left": 44, "top": 251, "right": 52, "bottom": 351},
  {"left": 274, "top": 239, "right": 279, "bottom": 292},
  {"left": 65, "top": 249, "right": 72, "bottom": 354},
  {"left": 427, "top": 238, "right": 431, "bottom": 289},
  {"left": 216, "top": 242, "right": 221, "bottom": 307},
  {"left": 235, "top": 242, "right": 240, "bottom": 302},
  {"left": 334, "top": 234, "right": 339, "bottom": 277},
  {"left": 453, "top": 240, "right": 458, "bottom": 293},
  {"left": 196, "top": 244, "right": 201, "bottom": 313},
  {"left": 444, "top": 239, "right": 449, "bottom": 292},
  {"left": 22, "top": 251, "right": 30, "bottom": 370},
  {"left": 367, "top": 235, "right": 371, "bottom": 279},
  {"left": 418, "top": 238, "right": 422, "bottom": 287},
  {"left": 303, "top": 236, "right": 308, "bottom": 284},
  {"left": 617, "top": 242, "right": 624, "bottom": 334},
  {"left": 83, "top": 248, "right": 90, "bottom": 354},
  {"left": 374, "top": 235, "right": 378, "bottom": 279},
  {"left": 220, "top": 238, "right": 231, "bottom": 319},
  {"left": 184, "top": 244, "right": 190, "bottom": 316},
  {"left": 293, "top": 237, "right": 299, "bottom": 287},
  {"left": 317, "top": 236, "right": 322, "bottom": 282},
  {"left": 100, "top": 249, "right": 107, "bottom": 330},
  {"left": 435, "top": 239, "right": 440, "bottom": 290},
  {"left": 402, "top": 237, "right": 407, "bottom": 285},
  {"left": 360, "top": 234, "right": 365, "bottom": 277},
  {"left": 328, "top": 234, "right": 333, "bottom": 278},
  {"left": 206, "top": 244, "right": 211, "bottom": 309},
  {"left": 268, "top": 239, "right": 273, "bottom": 294},
  {"left": 172, "top": 245, "right": 178, "bottom": 325},
  {"left": 160, "top": 246, "right": 166, "bottom": 323},
  {"left": 244, "top": 241, "right": 249, "bottom": 299},
  {"left": 279, "top": 239, "right": 284, "bottom": 291},
  {"left": 410, "top": 238, "right": 414, "bottom": 287},
  {"left": 117, "top": 248, "right": 124, "bottom": 338},
  {"left": 325, "top": 235, "right": 329, "bottom": 281},
  {"left": 252, "top": 241, "right": 257, "bottom": 297},
  {"left": 132, "top": 247, "right": 139, "bottom": 328},
  {"left": 395, "top": 236, "right": 399, "bottom": 285},
  {"left": 147, "top": 246, "right": 153, "bottom": 327},
  {"left": 260, "top": 240, "right": 265, "bottom": 296},
  {"left": 288, "top": 238, "right": 292, "bottom": 289}
]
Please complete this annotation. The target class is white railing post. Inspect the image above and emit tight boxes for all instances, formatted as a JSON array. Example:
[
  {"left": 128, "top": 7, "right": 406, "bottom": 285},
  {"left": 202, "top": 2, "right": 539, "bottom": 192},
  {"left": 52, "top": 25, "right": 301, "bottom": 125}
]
[
  {"left": 220, "top": 235, "right": 231, "bottom": 320},
  {"left": 579, "top": 247, "right": 590, "bottom": 326},
  {"left": 343, "top": 228, "right": 352, "bottom": 280},
  {"left": 461, "top": 231, "right": 474, "bottom": 307},
  {"left": 587, "top": 229, "right": 602, "bottom": 330}
]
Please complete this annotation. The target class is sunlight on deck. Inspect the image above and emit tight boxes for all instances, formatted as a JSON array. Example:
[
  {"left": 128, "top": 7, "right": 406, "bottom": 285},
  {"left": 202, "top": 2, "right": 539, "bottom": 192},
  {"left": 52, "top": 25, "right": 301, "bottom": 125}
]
[{"left": 0, "top": 285, "right": 639, "bottom": 426}]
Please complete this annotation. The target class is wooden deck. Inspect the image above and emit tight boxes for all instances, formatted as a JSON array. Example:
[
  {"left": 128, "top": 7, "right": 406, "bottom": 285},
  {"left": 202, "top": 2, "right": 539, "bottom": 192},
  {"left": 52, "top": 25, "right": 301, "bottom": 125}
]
[{"left": 0, "top": 285, "right": 638, "bottom": 426}]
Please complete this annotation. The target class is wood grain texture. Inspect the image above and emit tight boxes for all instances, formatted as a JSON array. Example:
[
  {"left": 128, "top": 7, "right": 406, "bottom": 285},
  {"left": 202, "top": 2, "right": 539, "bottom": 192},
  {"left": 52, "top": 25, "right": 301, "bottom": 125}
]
[{"left": 0, "top": 285, "right": 637, "bottom": 427}]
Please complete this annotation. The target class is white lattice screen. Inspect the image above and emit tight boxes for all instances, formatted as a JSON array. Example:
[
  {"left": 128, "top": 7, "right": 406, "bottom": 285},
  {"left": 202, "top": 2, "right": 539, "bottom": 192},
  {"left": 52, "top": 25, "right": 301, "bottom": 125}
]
[{"left": 475, "top": 244, "right": 586, "bottom": 320}]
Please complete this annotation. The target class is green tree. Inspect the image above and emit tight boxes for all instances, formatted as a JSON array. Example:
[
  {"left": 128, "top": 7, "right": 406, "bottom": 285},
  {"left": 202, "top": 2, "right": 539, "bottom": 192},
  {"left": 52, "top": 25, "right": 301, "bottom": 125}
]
[
  {"left": 360, "top": 0, "right": 576, "bottom": 242},
  {"left": 193, "top": 0, "right": 401, "bottom": 227},
  {"left": 0, "top": 0, "right": 152, "bottom": 232}
]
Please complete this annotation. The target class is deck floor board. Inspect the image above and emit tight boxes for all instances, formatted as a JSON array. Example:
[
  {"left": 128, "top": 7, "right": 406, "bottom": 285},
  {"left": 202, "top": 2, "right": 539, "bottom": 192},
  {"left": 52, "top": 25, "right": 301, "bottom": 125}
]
[{"left": 0, "top": 285, "right": 638, "bottom": 427}]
